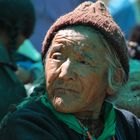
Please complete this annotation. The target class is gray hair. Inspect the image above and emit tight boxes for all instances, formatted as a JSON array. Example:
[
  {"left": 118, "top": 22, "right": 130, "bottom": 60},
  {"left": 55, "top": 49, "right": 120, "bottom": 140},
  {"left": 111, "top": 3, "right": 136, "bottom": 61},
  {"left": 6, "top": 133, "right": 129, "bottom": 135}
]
[{"left": 98, "top": 33, "right": 127, "bottom": 93}]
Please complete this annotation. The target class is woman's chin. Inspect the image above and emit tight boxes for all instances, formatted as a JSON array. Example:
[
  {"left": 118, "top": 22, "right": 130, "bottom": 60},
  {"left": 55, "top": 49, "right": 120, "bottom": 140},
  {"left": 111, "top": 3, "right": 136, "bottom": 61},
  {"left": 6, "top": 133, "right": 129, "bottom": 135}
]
[
  {"left": 52, "top": 97, "right": 65, "bottom": 112},
  {"left": 53, "top": 97, "right": 63, "bottom": 106},
  {"left": 52, "top": 97, "right": 74, "bottom": 113}
]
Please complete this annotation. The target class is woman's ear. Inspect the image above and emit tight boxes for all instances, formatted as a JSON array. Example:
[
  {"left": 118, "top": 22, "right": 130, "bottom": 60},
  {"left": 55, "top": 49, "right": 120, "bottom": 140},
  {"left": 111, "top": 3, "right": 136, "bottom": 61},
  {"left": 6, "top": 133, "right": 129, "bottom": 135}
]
[
  {"left": 113, "top": 68, "right": 123, "bottom": 84},
  {"left": 106, "top": 68, "right": 123, "bottom": 96}
]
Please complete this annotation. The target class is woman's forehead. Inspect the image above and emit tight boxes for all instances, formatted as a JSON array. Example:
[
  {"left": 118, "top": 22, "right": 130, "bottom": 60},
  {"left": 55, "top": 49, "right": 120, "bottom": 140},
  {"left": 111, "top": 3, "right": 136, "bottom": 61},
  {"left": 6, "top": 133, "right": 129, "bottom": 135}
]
[
  {"left": 52, "top": 25, "right": 106, "bottom": 49},
  {"left": 48, "top": 26, "right": 108, "bottom": 63}
]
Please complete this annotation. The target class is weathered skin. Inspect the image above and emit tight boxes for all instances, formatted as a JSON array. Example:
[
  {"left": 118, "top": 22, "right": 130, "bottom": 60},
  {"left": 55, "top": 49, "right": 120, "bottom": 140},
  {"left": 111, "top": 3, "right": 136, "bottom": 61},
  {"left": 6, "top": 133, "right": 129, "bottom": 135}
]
[{"left": 45, "top": 26, "right": 110, "bottom": 119}]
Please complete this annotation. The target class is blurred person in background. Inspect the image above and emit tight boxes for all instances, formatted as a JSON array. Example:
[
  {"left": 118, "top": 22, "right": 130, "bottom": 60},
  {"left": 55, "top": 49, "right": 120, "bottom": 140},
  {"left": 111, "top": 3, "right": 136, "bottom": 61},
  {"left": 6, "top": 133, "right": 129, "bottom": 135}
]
[
  {"left": 0, "top": 0, "right": 35, "bottom": 120},
  {"left": 16, "top": 39, "right": 43, "bottom": 85},
  {"left": 127, "top": 24, "right": 140, "bottom": 60}
]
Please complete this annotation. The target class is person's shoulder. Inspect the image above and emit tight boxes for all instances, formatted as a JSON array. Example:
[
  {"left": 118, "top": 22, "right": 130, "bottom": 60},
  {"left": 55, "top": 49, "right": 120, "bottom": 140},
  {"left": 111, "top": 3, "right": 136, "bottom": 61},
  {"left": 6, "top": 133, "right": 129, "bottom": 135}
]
[
  {"left": 115, "top": 107, "right": 140, "bottom": 123},
  {"left": 1, "top": 96, "right": 52, "bottom": 123},
  {"left": 0, "top": 97, "right": 51, "bottom": 129},
  {"left": 115, "top": 108, "right": 140, "bottom": 139},
  {"left": 0, "top": 97, "right": 59, "bottom": 140},
  {"left": 0, "top": 96, "right": 73, "bottom": 140}
]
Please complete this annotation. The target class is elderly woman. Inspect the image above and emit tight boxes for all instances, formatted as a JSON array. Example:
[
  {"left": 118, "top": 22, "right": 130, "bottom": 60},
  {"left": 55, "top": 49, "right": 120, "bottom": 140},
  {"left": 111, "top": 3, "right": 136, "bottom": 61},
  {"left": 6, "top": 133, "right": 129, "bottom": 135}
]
[{"left": 0, "top": 1, "right": 139, "bottom": 140}]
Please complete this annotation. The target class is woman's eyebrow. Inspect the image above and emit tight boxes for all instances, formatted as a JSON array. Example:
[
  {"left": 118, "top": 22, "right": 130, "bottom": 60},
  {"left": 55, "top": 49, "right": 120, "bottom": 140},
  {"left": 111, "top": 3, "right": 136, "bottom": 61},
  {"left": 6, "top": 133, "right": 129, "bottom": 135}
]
[{"left": 49, "top": 44, "right": 63, "bottom": 52}]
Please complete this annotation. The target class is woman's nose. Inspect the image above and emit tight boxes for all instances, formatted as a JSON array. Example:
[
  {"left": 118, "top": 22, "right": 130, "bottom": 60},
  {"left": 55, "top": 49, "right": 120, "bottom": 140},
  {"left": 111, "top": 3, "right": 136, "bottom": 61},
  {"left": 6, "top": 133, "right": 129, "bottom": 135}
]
[{"left": 59, "top": 59, "right": 76, "bottom": 80}]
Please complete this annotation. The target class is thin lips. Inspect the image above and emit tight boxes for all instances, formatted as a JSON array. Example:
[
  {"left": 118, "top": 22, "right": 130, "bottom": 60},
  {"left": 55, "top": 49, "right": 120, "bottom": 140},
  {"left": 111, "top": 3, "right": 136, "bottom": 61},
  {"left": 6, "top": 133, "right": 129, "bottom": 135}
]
[{"left": 54, "top": 88, "right": 79, "bottom": 93}]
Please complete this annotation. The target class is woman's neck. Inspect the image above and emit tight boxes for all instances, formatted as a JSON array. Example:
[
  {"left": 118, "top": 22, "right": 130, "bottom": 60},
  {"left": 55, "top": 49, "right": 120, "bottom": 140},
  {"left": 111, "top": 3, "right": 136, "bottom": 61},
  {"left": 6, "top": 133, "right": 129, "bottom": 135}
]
[
  {"left": 74, "top": 106, "right": 104, "bottom": 138},
  {"left": 77, "top": 114, "right": 104, "bottom": 138}
]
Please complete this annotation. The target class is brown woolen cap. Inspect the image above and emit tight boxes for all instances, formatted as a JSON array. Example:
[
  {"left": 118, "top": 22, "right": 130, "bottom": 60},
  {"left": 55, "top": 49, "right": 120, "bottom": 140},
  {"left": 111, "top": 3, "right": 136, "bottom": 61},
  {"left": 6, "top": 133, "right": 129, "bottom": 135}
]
[{"left": 42, "top": 0, "right": 129, "bottom": 82}]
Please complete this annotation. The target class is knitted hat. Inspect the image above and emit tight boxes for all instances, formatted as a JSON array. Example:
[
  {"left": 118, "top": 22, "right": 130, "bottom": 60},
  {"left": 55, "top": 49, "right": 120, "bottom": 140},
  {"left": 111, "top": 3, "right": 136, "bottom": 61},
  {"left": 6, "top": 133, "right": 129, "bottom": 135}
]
[{"left": 42, "top": 1, "right": 129, "bottom": 82}]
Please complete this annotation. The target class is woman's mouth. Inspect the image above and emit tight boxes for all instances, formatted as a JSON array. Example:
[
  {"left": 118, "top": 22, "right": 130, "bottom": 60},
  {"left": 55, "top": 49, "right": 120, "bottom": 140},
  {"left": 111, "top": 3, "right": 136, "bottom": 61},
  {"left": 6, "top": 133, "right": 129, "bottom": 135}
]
[{"left": 54, "top": 88, "right": 79, "bottom": 94}]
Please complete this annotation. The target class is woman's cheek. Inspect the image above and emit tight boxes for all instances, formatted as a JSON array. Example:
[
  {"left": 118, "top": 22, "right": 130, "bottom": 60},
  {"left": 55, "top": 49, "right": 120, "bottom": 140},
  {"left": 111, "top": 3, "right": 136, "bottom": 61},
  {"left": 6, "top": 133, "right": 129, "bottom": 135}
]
[{"left": 46, "top": 61, "right": 61, "bottom": 85}]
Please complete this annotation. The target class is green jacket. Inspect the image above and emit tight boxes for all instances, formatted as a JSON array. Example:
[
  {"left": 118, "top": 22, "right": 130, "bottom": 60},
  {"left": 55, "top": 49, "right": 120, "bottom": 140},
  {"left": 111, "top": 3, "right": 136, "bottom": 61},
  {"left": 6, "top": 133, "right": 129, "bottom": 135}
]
[{"left": 0, "top": 43, "right": 26, "bottom": 121}]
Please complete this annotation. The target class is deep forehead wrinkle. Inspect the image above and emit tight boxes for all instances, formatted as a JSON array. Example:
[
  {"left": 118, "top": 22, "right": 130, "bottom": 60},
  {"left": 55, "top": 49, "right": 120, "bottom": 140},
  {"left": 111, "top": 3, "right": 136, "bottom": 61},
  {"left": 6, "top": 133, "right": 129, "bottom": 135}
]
[
  {"left": 54, "top": 29, "right": 87, "bottom": 47},
  {"left": 54, "top": 26, "right": 105, "bottom": 49},
  {"left": 52, "top": 33, "right": 94, "bottom": 57},
  {"left": 50, "top": 25, "right": 107, "bottom": 56}
]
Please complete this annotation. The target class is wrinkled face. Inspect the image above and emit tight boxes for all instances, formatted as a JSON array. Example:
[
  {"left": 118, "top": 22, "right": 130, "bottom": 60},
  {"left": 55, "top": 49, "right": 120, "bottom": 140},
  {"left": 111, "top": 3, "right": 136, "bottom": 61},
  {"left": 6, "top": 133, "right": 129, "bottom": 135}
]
[{"left": 45, "top": 26, "right": 109, "bottom": 114}]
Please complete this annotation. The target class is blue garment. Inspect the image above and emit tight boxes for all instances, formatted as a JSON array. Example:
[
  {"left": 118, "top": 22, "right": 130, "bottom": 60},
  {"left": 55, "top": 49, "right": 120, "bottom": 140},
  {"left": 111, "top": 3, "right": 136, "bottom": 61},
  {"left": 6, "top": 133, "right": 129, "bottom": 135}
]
[{"left": 109, "top": 0, "right": 137, "bottom": 39}]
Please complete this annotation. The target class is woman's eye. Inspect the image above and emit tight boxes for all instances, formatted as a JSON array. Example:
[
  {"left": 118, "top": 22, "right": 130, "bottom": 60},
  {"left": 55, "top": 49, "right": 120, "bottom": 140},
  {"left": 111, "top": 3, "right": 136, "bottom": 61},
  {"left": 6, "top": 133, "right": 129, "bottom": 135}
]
[
  {"left": 51, "top": 53, "right": 63, "bottom": 60},
  {"left": 79, "top": 60, "right": 89, "bottom": 65},
  {"left": 80, "top": 60, "right": 86, "bottom": 64}
]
